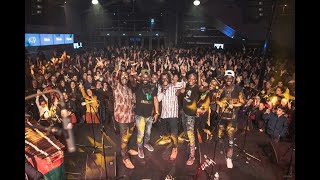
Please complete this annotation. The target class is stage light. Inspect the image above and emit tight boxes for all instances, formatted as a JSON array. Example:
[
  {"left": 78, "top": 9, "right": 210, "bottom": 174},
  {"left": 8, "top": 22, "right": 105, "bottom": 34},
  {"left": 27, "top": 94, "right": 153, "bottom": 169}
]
[
  {"left": 139, "top": 33, "right": 142, "bottom": 36},
  {"left": 92, "top": 0, "right": 98, "bottom": 5},
  {"left": 123, "top": 33, "right": 126, "bottom": 36},
  {"left": 193, "top": 0, "right": 200, "bottom": 6},
  {"left": 107, "top": 33, "right": 110, "bottom": 36},
  {"left": 156, "top": 33, "right": 159, "bottom": 36}
]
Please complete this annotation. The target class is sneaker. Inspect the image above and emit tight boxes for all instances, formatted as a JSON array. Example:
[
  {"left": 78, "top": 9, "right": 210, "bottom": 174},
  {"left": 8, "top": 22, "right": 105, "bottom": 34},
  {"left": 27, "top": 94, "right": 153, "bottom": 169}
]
[
  {"left": 123, "top": 158, "right": 134, "bottom": 169},
  {"left": 226, "top": 158, "right": 233, "bottom": 168},
  {"left": 259, "top": 129, "right": 264, "bottom": 132},
  {"left": 229, "top": 140, "right": 234, "bottom": 146},
  {"left": 144, "top": 143, "right": 154, "bottom": 152},
  {"left": 138, "top": 147, "right": 144, "bottom": 158},
  {"left": 158, "top": 137, "right": 171, "bottom": 145},
  {"left": 186, "top": 156, "right": 195, "bottom": 165},
  {"left": 170, "top": 148, "right": 178, "bottom": 160},
  {"left": 128, "top": 149, "right": 138, "bottom": 156}
]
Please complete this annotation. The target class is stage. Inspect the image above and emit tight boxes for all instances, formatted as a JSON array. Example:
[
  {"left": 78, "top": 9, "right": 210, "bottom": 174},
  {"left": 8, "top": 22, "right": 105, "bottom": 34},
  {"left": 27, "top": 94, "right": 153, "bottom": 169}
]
[{"left": 63, "top": 122, "right": 294, "bottom": 180}]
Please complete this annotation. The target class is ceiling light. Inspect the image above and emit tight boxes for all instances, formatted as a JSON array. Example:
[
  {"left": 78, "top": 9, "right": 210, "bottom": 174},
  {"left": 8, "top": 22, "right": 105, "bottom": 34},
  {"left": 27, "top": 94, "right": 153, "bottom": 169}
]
[
  {"left": 193, "top": 0, "right": 200, "bottom": 6},
  {"left": 92, "top": 0, "right": 98, "bottom": 5}
]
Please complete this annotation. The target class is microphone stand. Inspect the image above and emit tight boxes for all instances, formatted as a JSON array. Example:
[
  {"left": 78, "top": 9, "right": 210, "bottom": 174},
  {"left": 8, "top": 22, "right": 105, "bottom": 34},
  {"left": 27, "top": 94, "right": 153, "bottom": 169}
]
[
  {"left": 195, "top": 103, "right": 229, "bottom": 180},
  {"left": 233, "top": 110, "right": 261, "bottom": 163},
  {"left": 88, "top": 101, "right": 113, "bottom": 179},
  {"left": 76, "top": 103, "right": 104, "bottom": 154}
]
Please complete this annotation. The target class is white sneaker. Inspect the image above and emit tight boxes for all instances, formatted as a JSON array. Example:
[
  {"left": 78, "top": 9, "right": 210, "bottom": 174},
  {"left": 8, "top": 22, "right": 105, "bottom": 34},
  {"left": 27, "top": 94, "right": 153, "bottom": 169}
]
[{"left": 226, "top": 158, "right": 233, "bottom": 169}]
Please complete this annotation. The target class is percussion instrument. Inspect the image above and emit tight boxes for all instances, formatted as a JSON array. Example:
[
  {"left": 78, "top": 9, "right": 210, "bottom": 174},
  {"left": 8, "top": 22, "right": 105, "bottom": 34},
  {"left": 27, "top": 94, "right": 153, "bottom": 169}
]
[{"left": 25, "top": 122, "right": 66, "bottom": 180}]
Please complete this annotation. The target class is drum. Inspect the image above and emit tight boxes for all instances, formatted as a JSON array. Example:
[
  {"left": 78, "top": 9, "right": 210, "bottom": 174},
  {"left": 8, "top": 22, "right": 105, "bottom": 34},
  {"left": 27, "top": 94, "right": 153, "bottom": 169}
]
[
  {"left": 26, "top": 152, "right": 66, "bottom": 180},
  {"left": 25, "top": 124, "right": 66, "bottom": 180}
]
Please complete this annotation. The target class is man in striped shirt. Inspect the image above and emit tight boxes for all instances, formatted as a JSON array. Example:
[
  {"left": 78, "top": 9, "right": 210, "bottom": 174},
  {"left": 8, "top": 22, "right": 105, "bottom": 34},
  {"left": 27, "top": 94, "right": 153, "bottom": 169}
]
[{"left": 157, "top": 72, "right": 183, "bottom": 160}]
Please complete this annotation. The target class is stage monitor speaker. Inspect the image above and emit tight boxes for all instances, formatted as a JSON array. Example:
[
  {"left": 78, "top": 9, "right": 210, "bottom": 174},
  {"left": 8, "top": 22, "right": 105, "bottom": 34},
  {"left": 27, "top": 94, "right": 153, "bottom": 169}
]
[
  {"left": 263, "top": 140, "right": 294, "bottom": 165},
  {"left": 85, "top": 152, "right": 117, "bottom": 179}
]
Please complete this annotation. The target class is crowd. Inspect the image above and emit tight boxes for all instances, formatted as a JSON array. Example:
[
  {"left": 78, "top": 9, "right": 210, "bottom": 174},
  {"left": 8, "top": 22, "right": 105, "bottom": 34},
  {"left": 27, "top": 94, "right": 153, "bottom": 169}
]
[{"left": 25, "top": 45, "right": 295, "bottom": 169}]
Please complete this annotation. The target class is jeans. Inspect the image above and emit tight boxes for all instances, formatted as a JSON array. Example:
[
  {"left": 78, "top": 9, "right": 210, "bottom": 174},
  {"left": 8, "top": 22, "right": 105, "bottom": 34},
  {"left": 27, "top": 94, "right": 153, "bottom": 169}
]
[
  {"left": 135, "top": 115, "right": 154, "bottom": 147},
  {"left": 181, "top": 111, "right": 196, "bottom": 157},
  {"left": 161, "top": 118, "right": 179, "bottom": 148},
  {"left": 195, "top": 112, "right": 209, "bottom": 145},
  {"left": 119, "top": 122, "right": 135, "bottom": 160},
  {"left": 218, "top": 119, "right": 237, "bottom": 140}
]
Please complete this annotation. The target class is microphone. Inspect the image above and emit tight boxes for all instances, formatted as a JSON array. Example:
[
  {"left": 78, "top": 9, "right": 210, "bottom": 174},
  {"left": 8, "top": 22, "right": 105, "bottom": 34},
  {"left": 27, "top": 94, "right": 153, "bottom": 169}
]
[
  {"left": 61, "top": 109, "right": 76, "bottom": 153},
  {"left": 81, "top": 100, "right": 96, "bottom": 106}
]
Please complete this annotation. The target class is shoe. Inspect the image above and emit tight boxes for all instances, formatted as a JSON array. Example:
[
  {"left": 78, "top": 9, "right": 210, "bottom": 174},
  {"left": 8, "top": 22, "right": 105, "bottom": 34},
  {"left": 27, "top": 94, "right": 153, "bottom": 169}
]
[
  {"left": 170, "top": 148, "right": 178, "bottom": 160},
  {"left": 158, "top": 137, "right": 171, "bottom": 145},
  {"left": 128, "top": 149, "right": 138, "bottom": 156},
  {"left": 123, "top": 158, "right": 135, "bottom": 169},
  {"left": 144, "top": 143, "right": 154, "bottom": 152},
  {"left": 138, "top": 147, "right": 144, "bottom": 158},
  {"left": 259, "top": 129, "right": 264, "bottom": 132},
  {"left": 229, "top": 140, "right": 234, "bottom": 146},
  {"left": 186, "top": 156, "right": 195, "bottom": 165},
  {"left": 226, "top": 158, "right": 233, "bottom": 168}
]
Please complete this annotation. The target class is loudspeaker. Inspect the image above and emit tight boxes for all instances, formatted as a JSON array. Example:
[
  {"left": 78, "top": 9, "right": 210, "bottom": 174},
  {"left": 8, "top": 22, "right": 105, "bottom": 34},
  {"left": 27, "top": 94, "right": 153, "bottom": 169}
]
[
  {"left": 263, "top": 140, "right": 294, "bottom": 165},
  {"left": 85, "top": 152, "right": 117, "bottom": 179}
]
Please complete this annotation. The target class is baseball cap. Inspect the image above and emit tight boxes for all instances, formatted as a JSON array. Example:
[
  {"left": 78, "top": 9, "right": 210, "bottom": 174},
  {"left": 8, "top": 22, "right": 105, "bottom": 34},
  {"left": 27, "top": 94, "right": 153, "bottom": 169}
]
[{"left": 225, "top": 70, "right": 235, "bottom": 77}]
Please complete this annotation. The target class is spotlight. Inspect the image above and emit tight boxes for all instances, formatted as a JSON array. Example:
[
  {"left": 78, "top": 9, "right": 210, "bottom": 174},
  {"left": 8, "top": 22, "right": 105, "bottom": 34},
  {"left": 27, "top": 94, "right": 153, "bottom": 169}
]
[
  {"left": 193, "top": 0, "right": 200, "bottom": 6},
  {"left": 92, "top": 0, "right": 98, "bottom": 5}
]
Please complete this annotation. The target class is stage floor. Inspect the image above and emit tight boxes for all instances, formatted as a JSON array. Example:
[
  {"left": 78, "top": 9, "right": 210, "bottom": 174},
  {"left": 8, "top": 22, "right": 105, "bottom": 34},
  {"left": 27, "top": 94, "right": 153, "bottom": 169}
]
[{"left": 63, "top": 122, "right": 295, "bottom": 180}]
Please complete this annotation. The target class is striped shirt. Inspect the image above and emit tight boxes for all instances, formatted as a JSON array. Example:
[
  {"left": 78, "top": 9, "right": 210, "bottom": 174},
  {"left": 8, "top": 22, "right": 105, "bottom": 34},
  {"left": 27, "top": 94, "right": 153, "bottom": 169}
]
[{"left": 157, "top": 84, "right": 181, "bottom": 118}]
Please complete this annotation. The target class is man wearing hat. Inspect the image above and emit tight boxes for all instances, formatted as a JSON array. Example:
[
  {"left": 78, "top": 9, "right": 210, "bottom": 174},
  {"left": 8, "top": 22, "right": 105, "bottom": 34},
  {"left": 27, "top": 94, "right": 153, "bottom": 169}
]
[{"left": 217, "top": 70, "right": 245, "bottom": 169}]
